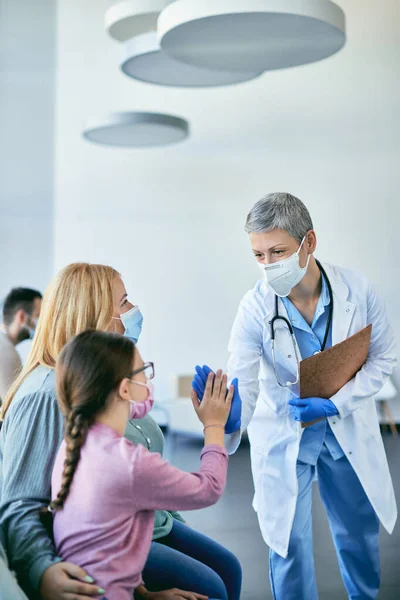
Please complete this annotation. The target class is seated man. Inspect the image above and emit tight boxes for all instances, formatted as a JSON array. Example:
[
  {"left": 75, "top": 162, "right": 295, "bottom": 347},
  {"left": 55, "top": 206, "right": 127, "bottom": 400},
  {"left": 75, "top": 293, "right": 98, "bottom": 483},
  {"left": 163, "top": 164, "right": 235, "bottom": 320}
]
[{"left": 0, "top": 288, "right": 42, "bottom": 402}]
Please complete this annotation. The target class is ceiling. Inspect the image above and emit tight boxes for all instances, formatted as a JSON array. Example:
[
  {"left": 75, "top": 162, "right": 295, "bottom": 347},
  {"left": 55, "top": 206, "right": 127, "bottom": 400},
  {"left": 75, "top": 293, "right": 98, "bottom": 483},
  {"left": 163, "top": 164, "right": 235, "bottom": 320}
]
[{"left": 88, "top": 0, "right": 400, "bottom": 155}]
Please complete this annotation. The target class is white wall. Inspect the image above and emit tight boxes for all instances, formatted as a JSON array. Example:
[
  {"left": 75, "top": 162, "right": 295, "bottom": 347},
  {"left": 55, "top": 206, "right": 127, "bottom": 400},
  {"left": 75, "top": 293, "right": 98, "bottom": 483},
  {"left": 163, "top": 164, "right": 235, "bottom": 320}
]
[
  {"left": 55, "top": 0, "right": 400, "bottom": 417},
  {"left": 0, "top": 0, "right": 56, "bottom": 301}
]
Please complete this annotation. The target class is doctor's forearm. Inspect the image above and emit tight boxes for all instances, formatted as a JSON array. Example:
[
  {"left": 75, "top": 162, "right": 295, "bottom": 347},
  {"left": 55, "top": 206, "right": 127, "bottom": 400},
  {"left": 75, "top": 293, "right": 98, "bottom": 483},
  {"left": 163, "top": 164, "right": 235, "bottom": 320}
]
[
  {"left": 332, "top": 356, "right": 396, "bottom": 419},
  {"left": 223, "top": 392, "right": 257, "bottom": 455}
]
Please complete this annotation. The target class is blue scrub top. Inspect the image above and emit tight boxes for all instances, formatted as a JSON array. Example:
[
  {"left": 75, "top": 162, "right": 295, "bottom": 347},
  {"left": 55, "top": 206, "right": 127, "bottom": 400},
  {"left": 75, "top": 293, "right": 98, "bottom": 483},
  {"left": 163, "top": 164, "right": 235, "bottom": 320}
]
[{"left": 282, "top": 275, "right": 344, "bottom": 465}]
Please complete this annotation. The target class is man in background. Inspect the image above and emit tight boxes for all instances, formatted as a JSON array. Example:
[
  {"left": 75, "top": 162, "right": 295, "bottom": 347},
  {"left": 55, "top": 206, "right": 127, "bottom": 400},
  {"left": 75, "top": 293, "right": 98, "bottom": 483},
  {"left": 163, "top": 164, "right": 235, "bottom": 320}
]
[{"left": 0, "top": 288, "right": 42, "bottom": 402}]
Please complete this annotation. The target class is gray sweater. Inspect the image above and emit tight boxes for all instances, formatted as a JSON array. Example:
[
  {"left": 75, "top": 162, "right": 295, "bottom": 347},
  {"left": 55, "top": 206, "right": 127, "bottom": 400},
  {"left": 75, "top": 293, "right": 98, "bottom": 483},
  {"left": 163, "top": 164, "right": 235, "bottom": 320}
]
[{"left": 0, "top": 366, "right": 183, "bottom": 599}]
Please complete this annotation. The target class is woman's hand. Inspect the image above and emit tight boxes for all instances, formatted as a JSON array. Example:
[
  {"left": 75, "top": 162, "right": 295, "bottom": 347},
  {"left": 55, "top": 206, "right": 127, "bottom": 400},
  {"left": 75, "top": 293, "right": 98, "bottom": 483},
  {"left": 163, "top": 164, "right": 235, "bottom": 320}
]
[
  {"left": 191, "top": 370, "right": 233, "bottom": 427},
  {"left": 40, "top": 562, "right": 103, "bottom": 600}
]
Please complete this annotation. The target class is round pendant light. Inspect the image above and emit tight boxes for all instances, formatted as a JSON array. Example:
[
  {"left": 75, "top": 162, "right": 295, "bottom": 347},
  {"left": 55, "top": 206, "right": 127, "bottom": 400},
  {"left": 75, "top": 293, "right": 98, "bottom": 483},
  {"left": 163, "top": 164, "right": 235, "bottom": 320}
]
[
  {"left": 120, "top": 32, "right": 263, "bottom": 87},
  {"left": 105, "top": 0, "right": 171, "bottom": 41},
  {"left": 82, "top": 112, "right": 189, "bottom": 147},
  {"left": 158, "top": 0, "right": 346, "bottom": 73}
]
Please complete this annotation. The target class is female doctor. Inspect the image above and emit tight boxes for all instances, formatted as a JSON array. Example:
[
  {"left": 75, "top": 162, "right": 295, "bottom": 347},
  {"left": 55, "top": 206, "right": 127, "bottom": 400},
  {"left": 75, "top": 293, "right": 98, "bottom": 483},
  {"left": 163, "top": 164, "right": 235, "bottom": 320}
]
[{"left": 193, "top": 192, "right": 397, "bottom": 600}]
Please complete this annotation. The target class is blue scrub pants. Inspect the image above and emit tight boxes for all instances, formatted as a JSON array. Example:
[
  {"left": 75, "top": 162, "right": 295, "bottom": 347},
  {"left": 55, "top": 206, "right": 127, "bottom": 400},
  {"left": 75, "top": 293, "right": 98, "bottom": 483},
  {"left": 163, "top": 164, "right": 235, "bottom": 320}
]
[{"left": 270, "top": 445, "right": 380, "bottom": 600}]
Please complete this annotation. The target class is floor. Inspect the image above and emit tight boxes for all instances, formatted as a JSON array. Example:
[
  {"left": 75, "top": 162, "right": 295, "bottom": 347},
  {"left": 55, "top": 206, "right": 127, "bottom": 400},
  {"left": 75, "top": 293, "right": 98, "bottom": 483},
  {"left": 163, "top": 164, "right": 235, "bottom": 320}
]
[{"left": 163, "top": 432, "right": 400, "bottom": 600}]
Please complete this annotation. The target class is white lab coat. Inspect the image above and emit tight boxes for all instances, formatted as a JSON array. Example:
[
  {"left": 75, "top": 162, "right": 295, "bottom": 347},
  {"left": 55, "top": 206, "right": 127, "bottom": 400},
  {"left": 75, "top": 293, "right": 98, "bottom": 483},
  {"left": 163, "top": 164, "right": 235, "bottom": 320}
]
[{"left": 226, "top": 262, "right": 397, "bottom": 558}]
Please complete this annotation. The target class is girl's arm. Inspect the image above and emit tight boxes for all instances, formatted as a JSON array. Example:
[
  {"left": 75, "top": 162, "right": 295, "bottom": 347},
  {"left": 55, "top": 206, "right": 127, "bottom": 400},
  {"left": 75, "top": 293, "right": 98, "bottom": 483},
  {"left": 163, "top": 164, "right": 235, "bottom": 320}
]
[{"left": 132, "top": 442, "right": 228, "bottom": 513}]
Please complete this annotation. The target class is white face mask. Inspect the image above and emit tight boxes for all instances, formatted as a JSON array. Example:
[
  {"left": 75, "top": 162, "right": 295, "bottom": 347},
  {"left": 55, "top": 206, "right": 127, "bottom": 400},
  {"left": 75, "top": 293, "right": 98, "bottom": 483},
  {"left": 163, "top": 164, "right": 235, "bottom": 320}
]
[{"left": 259, "top": 236, "right": 311, "bottom": 297}]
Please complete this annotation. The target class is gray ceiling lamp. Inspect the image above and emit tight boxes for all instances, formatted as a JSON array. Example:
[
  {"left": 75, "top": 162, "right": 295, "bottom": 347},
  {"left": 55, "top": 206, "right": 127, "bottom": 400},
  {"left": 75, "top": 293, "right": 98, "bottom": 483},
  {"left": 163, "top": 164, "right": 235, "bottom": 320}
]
[
  {"left": 158, "top": 0, "right": 346, "bottom": 73},
  {"left": 120, "top": 32, "right": 263, "bottom": 87},
  {"left": 107, "top": 1, "right": 263, "bottom": 86},
  {"left": 82, "top": 112, "right": 189, "bottom": 147},
  {"left": 105, "top": 0, "right": 172, "bottom": 41}
]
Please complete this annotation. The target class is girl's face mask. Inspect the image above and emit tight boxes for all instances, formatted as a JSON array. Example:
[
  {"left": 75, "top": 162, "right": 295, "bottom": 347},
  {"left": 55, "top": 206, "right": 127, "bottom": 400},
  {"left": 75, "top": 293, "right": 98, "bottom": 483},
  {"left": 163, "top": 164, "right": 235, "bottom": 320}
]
[{"left": 128, "top": 380, "right": 154, "bottom": 419}]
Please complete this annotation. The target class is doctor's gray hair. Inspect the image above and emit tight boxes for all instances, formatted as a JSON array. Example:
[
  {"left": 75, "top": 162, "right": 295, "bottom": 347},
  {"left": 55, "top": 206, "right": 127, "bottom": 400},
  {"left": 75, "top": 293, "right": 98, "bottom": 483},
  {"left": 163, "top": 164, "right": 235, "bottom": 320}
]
[{"left": 245, "top": 192, "right": 314, "bottom": 243}]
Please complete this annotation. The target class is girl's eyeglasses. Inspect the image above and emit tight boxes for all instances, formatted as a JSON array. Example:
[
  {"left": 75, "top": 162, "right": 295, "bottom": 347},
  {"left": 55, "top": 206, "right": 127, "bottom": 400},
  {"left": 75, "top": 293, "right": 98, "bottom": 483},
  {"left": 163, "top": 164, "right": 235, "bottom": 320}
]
[{"left": 129, "top": 362, "right": 155, "bottom": 381}]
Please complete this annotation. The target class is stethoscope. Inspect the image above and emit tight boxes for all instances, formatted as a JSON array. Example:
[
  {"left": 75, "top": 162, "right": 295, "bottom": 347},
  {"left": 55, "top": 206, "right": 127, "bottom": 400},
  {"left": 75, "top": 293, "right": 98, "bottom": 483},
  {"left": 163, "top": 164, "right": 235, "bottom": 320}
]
[{"left": 270, "top": 261, "right": 334, "bottom": 388}]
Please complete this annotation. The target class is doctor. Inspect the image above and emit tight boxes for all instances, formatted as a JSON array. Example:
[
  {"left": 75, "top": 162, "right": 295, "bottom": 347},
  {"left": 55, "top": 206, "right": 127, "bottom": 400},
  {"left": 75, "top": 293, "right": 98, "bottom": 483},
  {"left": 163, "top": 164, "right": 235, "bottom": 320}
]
[{"left": 193, "top": 192, "right": 397, "bottom": 600}]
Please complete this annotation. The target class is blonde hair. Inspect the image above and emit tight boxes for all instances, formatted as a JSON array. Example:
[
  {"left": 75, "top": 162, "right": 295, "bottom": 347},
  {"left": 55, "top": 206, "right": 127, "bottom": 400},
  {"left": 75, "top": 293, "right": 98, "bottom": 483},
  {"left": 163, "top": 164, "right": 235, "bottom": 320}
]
[{"left": 1, "top": 263, "right": 119, "bottom": 419}]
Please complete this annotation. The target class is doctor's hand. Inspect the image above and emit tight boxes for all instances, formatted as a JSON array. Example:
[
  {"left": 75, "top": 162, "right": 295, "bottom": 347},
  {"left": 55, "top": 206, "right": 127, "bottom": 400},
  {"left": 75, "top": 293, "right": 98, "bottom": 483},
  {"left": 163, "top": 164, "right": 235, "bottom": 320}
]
[
  {"left": 289, "top": 397, "right": 339, "bottom": 423},
  {"left": 192, "top": 365, "right": 242, "bottom": 434}
]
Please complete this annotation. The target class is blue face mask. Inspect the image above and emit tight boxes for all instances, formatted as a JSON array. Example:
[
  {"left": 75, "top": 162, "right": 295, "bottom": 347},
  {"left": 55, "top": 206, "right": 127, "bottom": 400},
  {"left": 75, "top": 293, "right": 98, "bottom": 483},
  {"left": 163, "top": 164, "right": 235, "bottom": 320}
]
[
  {"left": 25, "top": 316, "right": 38, "bottom": 339},
  {"left": 119, "top": 306, "right": 143, "bottom": 344}
]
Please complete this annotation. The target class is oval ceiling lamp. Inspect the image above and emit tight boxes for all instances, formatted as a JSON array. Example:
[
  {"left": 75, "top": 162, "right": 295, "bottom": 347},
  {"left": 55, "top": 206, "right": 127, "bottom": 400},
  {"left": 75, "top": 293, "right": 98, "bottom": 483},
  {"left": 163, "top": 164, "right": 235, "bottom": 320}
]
[
  {"left": 105, "top": 0, "right": 171, "bottom": 41},
  {"left": 120, "top": 32, "right": 263, "bottom": 87},
  {"left": 82, "top": 112, "right": 189, "bottom": 147},
  {"left": 158, "top": 0, "right": 346, "bottom": 73}
]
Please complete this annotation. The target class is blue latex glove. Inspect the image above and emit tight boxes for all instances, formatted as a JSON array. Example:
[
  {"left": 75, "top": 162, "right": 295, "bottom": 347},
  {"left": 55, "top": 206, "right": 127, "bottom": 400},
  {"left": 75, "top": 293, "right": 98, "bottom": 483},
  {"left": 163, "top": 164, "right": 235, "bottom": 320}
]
[
  {"left": 192, "top": 364, "right": 214, "bottom": 399},
  {"left": 192, "top": 364, "right": 220, "bottom": 399},
  {"left": 192, "top": 365, "right": 242, "bottom": 434},
  {"left": 288, "top": 397, "right": 339, "bottom": 423}
]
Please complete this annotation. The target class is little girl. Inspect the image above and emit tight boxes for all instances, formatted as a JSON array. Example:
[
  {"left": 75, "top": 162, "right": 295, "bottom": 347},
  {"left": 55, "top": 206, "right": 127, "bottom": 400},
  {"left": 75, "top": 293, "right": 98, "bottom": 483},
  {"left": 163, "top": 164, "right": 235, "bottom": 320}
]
[{"left": 51, "top": 330, "right": 234, "bottom": 600}]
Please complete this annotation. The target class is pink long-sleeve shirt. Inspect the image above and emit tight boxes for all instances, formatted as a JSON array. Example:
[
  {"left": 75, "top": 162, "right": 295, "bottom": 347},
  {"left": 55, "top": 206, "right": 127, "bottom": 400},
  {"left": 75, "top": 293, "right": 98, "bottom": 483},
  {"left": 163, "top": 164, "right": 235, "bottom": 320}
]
[{"left": 52, "top": 423, "right": 228, "bottom": 600}]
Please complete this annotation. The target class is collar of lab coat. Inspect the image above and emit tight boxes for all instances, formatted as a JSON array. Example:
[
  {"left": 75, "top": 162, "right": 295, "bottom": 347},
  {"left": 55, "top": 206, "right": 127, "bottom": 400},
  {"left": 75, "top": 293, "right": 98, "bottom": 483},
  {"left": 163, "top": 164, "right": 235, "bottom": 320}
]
[
  {"left": 321, "top": 262, "right": 356, "bottom": 345},
  {"left": 261, "top": 261, "right": 356, "bottom": 350}
]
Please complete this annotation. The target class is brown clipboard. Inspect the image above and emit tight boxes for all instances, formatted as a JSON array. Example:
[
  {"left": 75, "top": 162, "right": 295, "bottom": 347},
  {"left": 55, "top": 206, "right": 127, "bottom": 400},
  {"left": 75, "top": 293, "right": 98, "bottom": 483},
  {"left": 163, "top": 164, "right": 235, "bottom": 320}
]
[{"left": 299, "top": 325, "right": 372, "bottom": 427}]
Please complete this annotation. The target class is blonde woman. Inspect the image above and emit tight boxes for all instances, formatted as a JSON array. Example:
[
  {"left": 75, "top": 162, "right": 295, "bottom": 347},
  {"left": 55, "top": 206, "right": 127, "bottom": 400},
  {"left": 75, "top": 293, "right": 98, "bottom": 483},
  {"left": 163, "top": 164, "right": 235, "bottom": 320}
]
[{"left": 0, "top": 263, "right": 241, "bottom": 600}]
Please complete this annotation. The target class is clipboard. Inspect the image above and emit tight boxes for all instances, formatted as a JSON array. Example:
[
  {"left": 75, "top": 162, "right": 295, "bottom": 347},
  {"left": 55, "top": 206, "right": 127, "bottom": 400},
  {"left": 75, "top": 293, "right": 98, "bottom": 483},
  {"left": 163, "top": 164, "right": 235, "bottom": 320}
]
[{"left": 299, "top": 325, "right": 372, "bottom": 427}]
